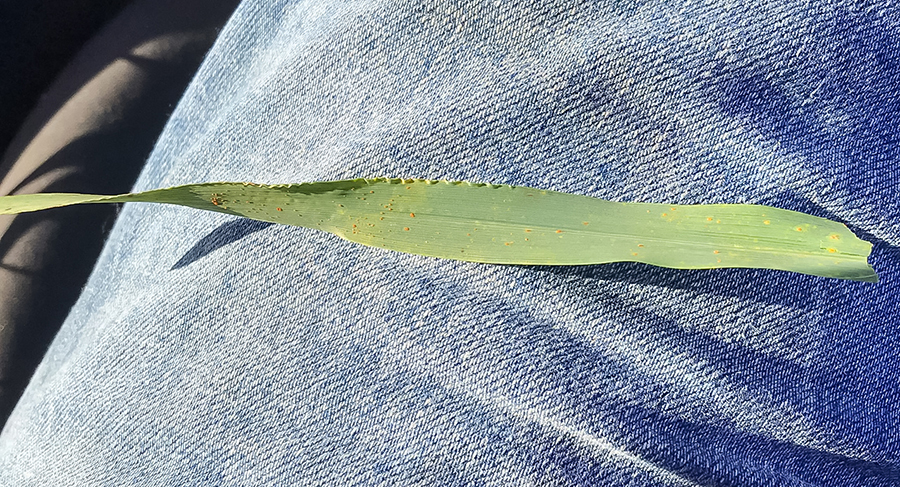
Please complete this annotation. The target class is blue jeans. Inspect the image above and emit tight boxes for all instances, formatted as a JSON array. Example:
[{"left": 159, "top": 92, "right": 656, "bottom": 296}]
[{"left": 1, "top": 1, "right": 897, "bottom": 485}]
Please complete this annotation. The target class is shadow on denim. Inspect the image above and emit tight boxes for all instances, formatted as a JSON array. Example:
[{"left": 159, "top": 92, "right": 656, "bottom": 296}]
[
  {"left": 171, "top": 219, "right": 274, "bottom": 270},
  {"left": 708, "top": 8, "right": 900, "bottom": 206}
]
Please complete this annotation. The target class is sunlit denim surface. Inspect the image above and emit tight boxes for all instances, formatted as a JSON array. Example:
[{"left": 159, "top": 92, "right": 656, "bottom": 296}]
[{"left": 1, "top": 1, "right": 897, "bottom": 485}]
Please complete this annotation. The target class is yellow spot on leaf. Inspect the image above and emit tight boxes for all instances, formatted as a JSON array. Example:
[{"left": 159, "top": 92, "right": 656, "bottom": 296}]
[{"left": 763, "top": 220, "right": 770, "bottom": 225}]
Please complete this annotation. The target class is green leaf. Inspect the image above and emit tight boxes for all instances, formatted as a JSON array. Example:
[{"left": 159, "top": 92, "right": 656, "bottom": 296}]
[{"left": 0, "top": 178, "right": 877, "bottom": 282}]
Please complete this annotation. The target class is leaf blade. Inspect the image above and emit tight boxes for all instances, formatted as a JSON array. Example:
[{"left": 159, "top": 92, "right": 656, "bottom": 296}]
[{"left": 0, "top": 178, "right": 877, "bottom": 282}]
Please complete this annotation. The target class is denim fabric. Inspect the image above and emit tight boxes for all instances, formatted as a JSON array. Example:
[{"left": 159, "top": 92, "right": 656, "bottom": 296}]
[{"left": 1, "top": 1, "right": 898, "bottom": 485}]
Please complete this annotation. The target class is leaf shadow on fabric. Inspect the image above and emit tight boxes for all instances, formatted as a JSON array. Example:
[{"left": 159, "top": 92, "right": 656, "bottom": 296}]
[
  {"left": 170, "top": 218, "right": 274, "bottom": 270},
  {"left": 526, "top": 263, "right": 816, "bottom": 308}
]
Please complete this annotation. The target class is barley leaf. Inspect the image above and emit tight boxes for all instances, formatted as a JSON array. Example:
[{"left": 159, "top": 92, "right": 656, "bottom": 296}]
[{"left": 0, "top": 178, "right": 877, "bottom": 282}]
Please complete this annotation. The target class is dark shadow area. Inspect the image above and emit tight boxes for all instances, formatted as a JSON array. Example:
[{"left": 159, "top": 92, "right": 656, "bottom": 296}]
[
  {"left": 0, "top": 0, "right": 243, "bottom": 165},
  {"left": 0, "top": 132, "right": 147, "bottom": 426},
  {"left": 525, "top": 262, "right": 815, "bottom": 309},
  {"left": 0, "top": 0, "right": 242, "bottom": 428},
  {"left": 424, "top": 276, "right": 899, "bottom": 485},
  {"left": 705, "top": 8, "right": 900, "bottom": 208},
  {"left": 172, "top": 219, "right": 274, "bottom": 270},
  {"left": 0, "top": 131, "right": 135, "bottom": 261},
  {"left": 0, "top": 0, "right": 133, "bottom": 155},
  {"left": 0, "top": 204, "right": 120, "bottom": 429},
  {"left": 622, "top": 403, "right": 900, "bottom": 486}
]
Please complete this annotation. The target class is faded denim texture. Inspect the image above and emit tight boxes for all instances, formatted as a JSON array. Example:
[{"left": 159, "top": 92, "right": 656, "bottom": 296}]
[{"left": 1, "top": 1, "right": 898, "bottom": 485}]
